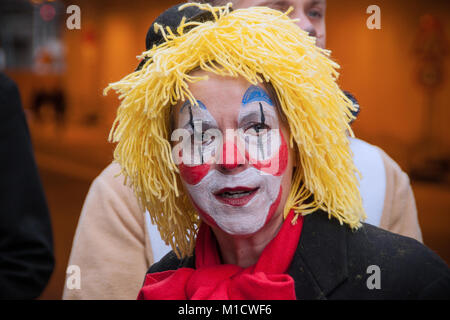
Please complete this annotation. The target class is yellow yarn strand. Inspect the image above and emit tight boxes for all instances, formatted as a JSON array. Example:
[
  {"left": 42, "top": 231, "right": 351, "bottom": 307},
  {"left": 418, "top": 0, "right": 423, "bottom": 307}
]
[{"left": 105, "top": 3, "right": 365, "bottom": 258}]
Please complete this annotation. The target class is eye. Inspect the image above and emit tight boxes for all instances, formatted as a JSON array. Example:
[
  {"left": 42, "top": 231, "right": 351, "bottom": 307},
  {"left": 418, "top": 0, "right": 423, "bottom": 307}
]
[
  {"left": 245, "top": 123, "right": 270, "bottom": 136},
  {"left": 307, "top": 8, "right": 323, "bottom": 19}
]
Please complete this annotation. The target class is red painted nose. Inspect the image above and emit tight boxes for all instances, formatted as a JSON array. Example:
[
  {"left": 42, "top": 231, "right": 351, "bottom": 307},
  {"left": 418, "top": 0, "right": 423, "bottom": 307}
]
[{"left": 220, "top": 141, "right": 244, "bottom": 170}]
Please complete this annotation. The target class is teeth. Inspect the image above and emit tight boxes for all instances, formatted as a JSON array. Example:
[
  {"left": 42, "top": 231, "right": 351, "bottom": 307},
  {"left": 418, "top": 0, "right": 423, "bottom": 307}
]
[{"left": 220, "top": 190, "right": 253, "bottom": 198}]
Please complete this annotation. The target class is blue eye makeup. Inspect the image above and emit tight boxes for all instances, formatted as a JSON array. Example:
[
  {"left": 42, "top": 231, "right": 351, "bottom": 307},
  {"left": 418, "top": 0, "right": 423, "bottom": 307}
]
[{"left": 242, "top": 85, "right": 274, "bottom": 107}]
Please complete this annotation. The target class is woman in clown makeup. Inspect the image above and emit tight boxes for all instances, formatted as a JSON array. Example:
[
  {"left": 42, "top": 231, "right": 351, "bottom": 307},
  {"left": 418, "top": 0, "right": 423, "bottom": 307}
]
[
  {"left": 173, "top": 81, "right": 291, "bottom": 239},
  {"left": 105, "top": 3, "right": 450, "bottom": 300}
]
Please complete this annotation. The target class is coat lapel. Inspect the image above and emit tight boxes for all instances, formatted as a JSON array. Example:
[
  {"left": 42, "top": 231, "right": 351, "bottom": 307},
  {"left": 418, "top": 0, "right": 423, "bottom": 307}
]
[{"left": 288, "top": 210, "right": 349, "bottom": 299}]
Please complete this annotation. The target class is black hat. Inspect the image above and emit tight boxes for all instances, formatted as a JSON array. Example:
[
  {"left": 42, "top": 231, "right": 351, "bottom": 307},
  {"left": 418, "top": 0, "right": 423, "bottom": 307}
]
[
  {"left": 136, "top": 3, "right": 220, "bottom": 70},
  {"left": 343, "top": 90, "right": 360, "bottom": 124},
  {"left": 146, "top": 4, "right": 202, "bottom": 49}
]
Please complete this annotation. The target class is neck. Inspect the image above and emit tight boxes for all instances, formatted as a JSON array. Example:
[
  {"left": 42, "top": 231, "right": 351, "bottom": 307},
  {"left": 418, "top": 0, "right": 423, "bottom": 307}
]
[{"left": 211, "top": 211, "right": 284, "bottom": 268}]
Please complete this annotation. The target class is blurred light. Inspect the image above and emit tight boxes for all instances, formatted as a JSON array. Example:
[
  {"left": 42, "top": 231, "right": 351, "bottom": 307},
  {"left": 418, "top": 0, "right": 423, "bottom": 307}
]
[{"left": 40, "top": 4, "right": 56, "bottom": 21}]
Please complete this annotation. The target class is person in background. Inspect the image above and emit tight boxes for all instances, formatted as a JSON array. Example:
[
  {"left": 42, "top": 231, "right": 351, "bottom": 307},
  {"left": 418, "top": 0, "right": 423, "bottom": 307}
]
[
  {"left": 0, "top": 72, "right": 54, "bottom": 299},
  {"left": 64, "top": 0, "right": 422, "bottom": 300}
]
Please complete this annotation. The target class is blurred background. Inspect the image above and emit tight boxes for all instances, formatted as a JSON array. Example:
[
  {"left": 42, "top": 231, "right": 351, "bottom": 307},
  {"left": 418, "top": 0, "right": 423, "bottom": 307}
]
[{"left": 0, "top": 0, "right": 449, "bottom": 299}]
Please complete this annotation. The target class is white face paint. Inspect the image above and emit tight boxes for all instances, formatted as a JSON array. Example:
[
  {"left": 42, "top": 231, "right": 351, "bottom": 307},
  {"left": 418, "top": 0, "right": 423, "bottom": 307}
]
[
  {"left": 183, "top": 166, "right": 282, "bottom": 235},
  {"left": 175, "top": 82, "right": 289, "bottom": 236}
]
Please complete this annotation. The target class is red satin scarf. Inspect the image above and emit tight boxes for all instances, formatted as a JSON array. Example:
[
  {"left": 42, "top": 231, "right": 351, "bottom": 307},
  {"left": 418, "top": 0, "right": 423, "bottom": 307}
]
[{"left": 137, "top": 210, "right": 303, "bottom": 300}]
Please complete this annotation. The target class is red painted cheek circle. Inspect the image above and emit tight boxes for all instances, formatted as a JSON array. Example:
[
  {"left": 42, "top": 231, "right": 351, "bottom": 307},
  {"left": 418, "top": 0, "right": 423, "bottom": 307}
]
[
  {"left": 178, "top": 162, "right": 211, "bottom": 185},
  {"left": 246, "top": 131, "right": 289, "bottom": 176}
]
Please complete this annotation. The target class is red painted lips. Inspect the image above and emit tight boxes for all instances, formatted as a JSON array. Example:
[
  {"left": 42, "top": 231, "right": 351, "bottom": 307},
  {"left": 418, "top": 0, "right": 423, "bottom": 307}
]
[{"left": 214, "top": 186, "right": 259, "bottom": 206}]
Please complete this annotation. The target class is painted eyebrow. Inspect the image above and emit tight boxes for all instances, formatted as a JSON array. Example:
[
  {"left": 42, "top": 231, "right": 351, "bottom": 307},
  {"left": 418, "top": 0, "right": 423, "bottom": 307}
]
[
  {"left": 239, "top": 107, "right": 277, "bottom": 125},
  {"left": 258, "top": 103, "right": 265, "bottom": 159},
  {"left": 241, "top": 85, "right": 274, "bottom": 106},
  {"left": 179, "top": 99, "right": 207, "bottom": 113},
  {"left": 239, "top": 112, "right": 261, "bottom": 125},
  {"left": 179, "top": 99, "right": 212, "bottom": 129},
  {"left": 259, "top": 102, "right": 265, "bottom": 124},
  {"left": 188, "top": 105, "right": 195, "bottom": 131}
]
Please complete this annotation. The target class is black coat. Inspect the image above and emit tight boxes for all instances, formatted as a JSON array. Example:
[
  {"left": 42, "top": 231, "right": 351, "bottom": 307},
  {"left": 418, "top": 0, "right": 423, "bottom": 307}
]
[
  {"left": 147, "top": 210, "right": 450, "bottom": 299},
  {"left": 0, "top": 73, "right": 54, "bottom": 299}
]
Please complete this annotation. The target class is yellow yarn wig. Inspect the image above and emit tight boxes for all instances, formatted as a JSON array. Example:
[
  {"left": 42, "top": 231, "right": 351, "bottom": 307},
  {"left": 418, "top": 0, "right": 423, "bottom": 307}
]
[{"left": 105, "top": 3, "right": 366, "bottom": 257}]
